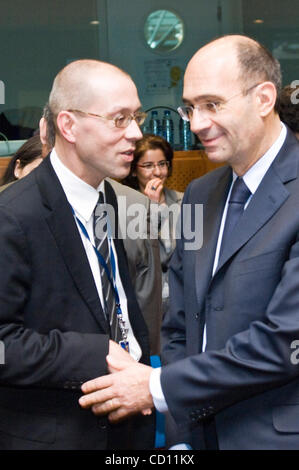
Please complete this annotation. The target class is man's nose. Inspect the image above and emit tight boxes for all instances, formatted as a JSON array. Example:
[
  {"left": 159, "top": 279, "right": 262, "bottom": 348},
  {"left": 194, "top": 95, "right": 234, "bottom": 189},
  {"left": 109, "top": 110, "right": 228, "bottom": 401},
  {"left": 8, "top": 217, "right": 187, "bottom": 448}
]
[
  {"left": 125, "top": 119, "right": 143, "bottom": 141},
  {"left": 190, "top": 108, "right": 213, "bottom": 135}
]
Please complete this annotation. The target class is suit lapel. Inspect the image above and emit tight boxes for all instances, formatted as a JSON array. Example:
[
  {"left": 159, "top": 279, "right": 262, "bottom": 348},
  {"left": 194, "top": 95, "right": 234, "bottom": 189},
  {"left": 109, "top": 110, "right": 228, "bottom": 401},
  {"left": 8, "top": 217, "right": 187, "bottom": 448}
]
[
  {"left": 215, "top": 129, "right": 299, "bottom": 274},
  {"left": 215, "top": 166, "right": 289, "bottom": 272},
  {"left": 36, "top": 157, "right": 110, "bottom": 333}
]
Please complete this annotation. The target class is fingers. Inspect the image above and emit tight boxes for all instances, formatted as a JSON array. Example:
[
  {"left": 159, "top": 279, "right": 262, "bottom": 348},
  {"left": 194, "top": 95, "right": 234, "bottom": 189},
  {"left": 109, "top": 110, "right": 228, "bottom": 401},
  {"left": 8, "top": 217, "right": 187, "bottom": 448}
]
[
  {"left": 79, "top": 387, "right": 114, "bottom": 409},
  {"left": 79, "top": 356, "right": 131, "bottom": 409},
  {"left": 107, "top": 406, "right": 134, "bottom": 423},
  {"left": 79, "top": 363, "right": 154, "bottom": 423},
  {"left": 108, "top": 405, "right": 152, "bottom": 423},
  {"left": 81, "top": 374, "right": 113, "bottom": 394},
  {"left": 141, "top": 408, "right": 153, "bottom": 416},
  {"left": 80, "top": 390, "right": 152, "bottom": 421},
  {"left": 92, "top": 397, "right": 121, "bottom": 416},
  {"left": 107, "top": 354, "right": 129, "bottom": 373},
  {"left": 146, "top": 178, "right": 163, "bottom": 192},
  {"left": 108, "top": 340, "right": 135, "bottom": 364},
  {"left": 144, "top": 179, "right": 164, "bottom": 202},
  {"left": 107, "top": 342, "right": 136, "bottom": 374}
]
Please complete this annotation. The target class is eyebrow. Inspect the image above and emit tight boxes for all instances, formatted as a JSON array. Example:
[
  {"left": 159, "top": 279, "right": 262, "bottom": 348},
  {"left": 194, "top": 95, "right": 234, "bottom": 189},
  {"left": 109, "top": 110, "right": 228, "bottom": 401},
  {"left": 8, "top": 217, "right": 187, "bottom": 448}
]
[{"left": 182, "top": 94, "right": 224, "bottom": 105}]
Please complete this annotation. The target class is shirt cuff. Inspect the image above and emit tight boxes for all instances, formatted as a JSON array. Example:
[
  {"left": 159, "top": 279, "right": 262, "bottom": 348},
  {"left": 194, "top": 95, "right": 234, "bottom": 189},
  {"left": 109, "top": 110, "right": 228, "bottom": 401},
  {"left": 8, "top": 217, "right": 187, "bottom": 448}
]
[
  {"left": 149, "top": 367, "right": 169, "bottom": 413},
  {"left": 169, "top": 444, "right": 193, "bottom": 450}
]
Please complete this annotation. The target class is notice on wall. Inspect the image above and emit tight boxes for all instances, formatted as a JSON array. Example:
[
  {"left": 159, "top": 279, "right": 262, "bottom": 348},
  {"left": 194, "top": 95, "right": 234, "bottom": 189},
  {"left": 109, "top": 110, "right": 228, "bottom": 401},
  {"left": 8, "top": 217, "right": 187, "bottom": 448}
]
[{"left": 144, "top": 58, "right": 183, "bottom": 95}]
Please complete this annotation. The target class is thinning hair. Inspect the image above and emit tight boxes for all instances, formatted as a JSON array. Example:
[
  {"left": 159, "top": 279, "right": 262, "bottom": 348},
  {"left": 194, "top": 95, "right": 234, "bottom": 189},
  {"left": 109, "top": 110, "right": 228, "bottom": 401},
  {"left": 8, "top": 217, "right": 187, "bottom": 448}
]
[
  {"left": 202, "top": 35, "right": 282, "bottom": 111},
  {"left": 42, "top": 102, "right": 56, "bottom": 148},
  {"left": 235, "top": 36, "right": 282, "bottom": 111}
]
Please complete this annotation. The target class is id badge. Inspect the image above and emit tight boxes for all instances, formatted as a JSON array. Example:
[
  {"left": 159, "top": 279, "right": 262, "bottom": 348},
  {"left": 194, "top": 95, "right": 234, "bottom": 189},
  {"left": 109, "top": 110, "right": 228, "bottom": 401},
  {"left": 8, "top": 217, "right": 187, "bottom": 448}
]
[{"left": 119, "top": 340, "right": 130, "bottom": 352}]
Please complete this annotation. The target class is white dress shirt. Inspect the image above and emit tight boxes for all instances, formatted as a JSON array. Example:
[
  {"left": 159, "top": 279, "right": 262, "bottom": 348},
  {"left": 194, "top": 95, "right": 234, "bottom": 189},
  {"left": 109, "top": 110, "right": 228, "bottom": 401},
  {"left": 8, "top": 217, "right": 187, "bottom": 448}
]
[
  {"left": 150, "top": 122, "right": 287, "bottom": 414},
  {"left": 50, "top": 149, "right": 141, "bottom": 361}
]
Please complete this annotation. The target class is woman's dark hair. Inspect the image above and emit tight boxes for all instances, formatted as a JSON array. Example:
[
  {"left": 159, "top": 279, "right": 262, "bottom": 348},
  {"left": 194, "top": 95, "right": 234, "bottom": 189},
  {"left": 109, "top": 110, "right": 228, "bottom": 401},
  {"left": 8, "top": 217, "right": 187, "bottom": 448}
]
[
  {"left": 278, "top": 84, "right": 299, "bottom": 133},
  {"left": 122, "top": 133, "right": 173, "bottom": 190},
  {"left": 0, "top": 134, "right": 43, "bottom": 185}
]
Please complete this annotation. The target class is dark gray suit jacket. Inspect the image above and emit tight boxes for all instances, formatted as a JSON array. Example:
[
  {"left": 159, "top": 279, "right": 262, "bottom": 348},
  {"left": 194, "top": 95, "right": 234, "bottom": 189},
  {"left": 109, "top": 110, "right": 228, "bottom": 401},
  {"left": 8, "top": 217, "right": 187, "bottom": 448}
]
[
  {"left": 161, "top": 129, "right": 299, "bottom": 449},
  {"left": 107, "top": 178, "right": 162, "bottom": 355},
  {"left": 0, "top": 157, "right": 154, "bottom": 450}
]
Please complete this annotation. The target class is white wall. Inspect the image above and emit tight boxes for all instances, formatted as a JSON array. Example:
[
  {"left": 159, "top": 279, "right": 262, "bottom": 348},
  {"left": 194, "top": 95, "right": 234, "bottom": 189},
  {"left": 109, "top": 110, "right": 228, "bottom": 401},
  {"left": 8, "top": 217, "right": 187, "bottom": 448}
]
[
  {"left": 0, "top": 0, "right": 243, "bottom": 139},
  {"left": 105, "top": 0, "right": 220, "bottom": 110},
  {"left": 103, "top": 0, "right": 243, "bottom": 143}
]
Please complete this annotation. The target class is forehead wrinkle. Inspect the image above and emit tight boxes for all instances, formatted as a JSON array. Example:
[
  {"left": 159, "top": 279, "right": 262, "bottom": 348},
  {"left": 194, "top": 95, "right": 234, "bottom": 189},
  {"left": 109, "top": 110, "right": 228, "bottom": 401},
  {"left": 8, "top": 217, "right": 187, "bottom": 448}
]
[{"left": 87, "top": 74, "right": 141, "bottom": 116}]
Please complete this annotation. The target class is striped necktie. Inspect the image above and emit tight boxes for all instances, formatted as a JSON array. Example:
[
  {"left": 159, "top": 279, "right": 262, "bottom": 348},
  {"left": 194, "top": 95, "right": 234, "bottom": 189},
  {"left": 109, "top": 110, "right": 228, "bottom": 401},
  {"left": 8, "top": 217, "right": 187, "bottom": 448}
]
[{"left": 93, "top": 192, "right": 121, "bottom": 342}]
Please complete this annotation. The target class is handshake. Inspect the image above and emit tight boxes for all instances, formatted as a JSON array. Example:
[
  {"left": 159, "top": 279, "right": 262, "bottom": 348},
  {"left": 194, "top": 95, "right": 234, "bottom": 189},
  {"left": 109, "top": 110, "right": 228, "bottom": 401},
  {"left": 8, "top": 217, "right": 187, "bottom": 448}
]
[{"left": 79, "top": 340, "right": 154, "bottom": 422}]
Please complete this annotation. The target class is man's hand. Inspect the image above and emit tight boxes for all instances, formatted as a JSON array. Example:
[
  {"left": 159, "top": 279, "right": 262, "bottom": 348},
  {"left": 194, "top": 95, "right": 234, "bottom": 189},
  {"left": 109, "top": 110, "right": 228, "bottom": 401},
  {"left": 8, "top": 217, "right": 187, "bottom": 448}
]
[{"left": 79, "top": 354, "right": 154, "bottom": 423}]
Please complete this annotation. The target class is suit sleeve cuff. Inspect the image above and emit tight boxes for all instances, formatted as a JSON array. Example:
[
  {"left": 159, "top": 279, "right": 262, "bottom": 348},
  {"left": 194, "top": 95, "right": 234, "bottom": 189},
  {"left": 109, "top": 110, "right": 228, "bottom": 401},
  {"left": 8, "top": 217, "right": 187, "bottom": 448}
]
[{"left": 149, "top": 367, "right": 169, "bottom": 413}]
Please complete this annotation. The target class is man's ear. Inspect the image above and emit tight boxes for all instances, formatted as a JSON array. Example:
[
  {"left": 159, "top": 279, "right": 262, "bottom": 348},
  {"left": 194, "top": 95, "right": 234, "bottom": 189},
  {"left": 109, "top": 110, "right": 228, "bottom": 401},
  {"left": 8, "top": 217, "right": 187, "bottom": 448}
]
[
  {"left": 56, "top": 111, "right": 76, "bottom": 143},
  {"left": 14, "top": 159, "right": 21, "bottom": 179},
  {"left": 255, "top": 81, "right": 277, "bottom": 117}
]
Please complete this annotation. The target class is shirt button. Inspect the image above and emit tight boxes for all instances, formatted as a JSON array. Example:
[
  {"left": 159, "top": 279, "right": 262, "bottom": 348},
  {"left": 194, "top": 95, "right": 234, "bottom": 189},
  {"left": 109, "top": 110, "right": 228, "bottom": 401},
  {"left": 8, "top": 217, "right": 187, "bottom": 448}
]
[{"left": 98, "top": 419, "right": 107, "bottom": 430}]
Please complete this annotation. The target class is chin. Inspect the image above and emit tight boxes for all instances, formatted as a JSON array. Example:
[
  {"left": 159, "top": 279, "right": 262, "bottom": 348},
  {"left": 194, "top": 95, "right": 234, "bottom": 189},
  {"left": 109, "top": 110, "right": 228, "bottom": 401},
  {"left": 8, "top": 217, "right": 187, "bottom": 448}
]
[
  {"left": 113, "top": 168, "right": 131, "bottom": 181},
  {"left": 205, "top": 150, "right": 228, "bottom": 163}
]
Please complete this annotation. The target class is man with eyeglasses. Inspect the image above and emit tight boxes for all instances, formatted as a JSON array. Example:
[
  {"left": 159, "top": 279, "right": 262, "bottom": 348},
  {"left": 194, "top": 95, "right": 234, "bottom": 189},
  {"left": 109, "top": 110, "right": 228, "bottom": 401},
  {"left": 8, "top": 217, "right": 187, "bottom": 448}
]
[
  {"left": 39, "top": 103, "right": 163, "bottom": 359},
  {"left": 0, "top": 59, "right": 156, "bottom": 450},
  {"left": 79, "top": 35, "right": 299, "bottom": 450}
]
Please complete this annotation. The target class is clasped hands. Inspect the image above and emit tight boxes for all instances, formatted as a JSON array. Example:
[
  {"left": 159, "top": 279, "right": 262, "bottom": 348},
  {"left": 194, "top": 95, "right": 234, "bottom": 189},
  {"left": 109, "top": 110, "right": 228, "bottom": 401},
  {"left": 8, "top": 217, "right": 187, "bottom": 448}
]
[{"left": 79, "top": 340, "right": 154, "bottom": 423}]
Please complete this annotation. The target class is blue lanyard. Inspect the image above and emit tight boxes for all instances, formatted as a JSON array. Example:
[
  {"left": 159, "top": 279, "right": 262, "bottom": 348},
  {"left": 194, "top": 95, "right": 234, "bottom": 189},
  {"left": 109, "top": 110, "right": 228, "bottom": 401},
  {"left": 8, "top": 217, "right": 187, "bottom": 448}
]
[
  {"left": 70, "top": 206, "right": 120, "bottom": 306},
  {"left": 70, "top": 205, "right": 130, "bottom": 351}
]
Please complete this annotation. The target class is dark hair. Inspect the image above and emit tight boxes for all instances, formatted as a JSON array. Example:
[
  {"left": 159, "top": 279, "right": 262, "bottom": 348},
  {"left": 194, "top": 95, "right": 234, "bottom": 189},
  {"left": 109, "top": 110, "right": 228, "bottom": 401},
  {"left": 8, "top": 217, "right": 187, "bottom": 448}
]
[
  {"left": 43, "top": 102, "right": 56, "bottom": 148},
  {"left": 236, "top": 38, "right": 282, "bottom": 111},
  {"left": 0, "top": 134, "right": 43, "bottom": 185},
  {"left": 122, "top": 134, "right": 173, "bottom": 190},
  {"left": 278, "top": 84, "right": 299, "bottom": 133}
]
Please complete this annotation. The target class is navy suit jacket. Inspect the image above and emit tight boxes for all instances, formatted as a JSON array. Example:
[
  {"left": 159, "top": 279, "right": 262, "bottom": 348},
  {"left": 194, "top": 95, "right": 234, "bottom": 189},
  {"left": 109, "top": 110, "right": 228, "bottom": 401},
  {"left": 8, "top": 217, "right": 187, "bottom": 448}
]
[
  {"left": 161, "top": 129, "right": 299, "bottom": 449},
  {"left": 0, "top": 156, "right": 154, "bottom": 450}
]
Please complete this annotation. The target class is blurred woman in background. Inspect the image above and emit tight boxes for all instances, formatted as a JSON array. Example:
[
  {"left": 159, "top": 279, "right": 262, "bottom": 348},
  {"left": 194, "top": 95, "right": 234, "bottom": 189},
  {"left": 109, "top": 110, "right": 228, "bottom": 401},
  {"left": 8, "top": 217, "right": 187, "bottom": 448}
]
[
  {"left": 0, "top": 134, "right": 45, "bottom": 190},
  {"left": 122, "top": 134, "right": 183, "bottom": 314}
]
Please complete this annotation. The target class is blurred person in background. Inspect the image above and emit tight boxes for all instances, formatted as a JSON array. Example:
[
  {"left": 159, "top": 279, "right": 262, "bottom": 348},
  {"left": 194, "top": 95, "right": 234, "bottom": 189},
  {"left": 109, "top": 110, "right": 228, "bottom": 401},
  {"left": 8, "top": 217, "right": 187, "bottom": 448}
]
[
  {"left": 279, "top": 83, "right": 299, "bottom": 140},
  {"left": 122, "top": 134, "right": 183, "bottom": 314},
  {"left": 0, "top": 134, "right": 45, "bottom": 190}
]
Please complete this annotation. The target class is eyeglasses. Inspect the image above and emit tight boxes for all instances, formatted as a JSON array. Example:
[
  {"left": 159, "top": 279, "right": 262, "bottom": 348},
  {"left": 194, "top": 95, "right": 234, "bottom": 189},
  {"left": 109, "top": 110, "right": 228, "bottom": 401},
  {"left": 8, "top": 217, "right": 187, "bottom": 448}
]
[
  {"left": 177, "top": 83, "right": 261, "bottom": 122},
  {"left": 136, "top": 161, "right": 170, "bottom": 171},
  {"left": 67, "top": 109, "right": 147, "bottom": 128}
]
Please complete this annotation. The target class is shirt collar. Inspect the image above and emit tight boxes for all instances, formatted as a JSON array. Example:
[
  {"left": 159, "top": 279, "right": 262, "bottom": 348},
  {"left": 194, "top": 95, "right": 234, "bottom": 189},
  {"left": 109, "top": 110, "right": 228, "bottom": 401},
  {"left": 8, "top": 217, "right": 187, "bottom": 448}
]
[
  {"left": 233, "top": 122, "right": 287, "bottom": 194},
  {"left": 50, "top": 148, "right": 104, "bottom": 222}
]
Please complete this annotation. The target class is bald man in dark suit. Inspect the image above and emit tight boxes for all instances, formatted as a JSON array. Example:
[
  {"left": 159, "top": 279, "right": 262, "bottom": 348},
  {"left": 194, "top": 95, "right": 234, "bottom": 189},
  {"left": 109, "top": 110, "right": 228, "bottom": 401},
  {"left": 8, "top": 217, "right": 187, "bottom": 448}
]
[{"left": 0, "top": 60, "right": 155, "bottom": 450}]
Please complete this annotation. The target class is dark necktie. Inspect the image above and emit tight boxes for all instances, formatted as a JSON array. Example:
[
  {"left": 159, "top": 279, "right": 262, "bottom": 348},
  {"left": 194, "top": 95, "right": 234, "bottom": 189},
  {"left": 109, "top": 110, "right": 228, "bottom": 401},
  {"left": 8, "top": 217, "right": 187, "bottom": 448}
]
[
  {"left": 219, "top": 177, "right": 251, "bottom": 259},
  {"left": 93, "top": 192, "right": 121, "bottom": 342}
]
